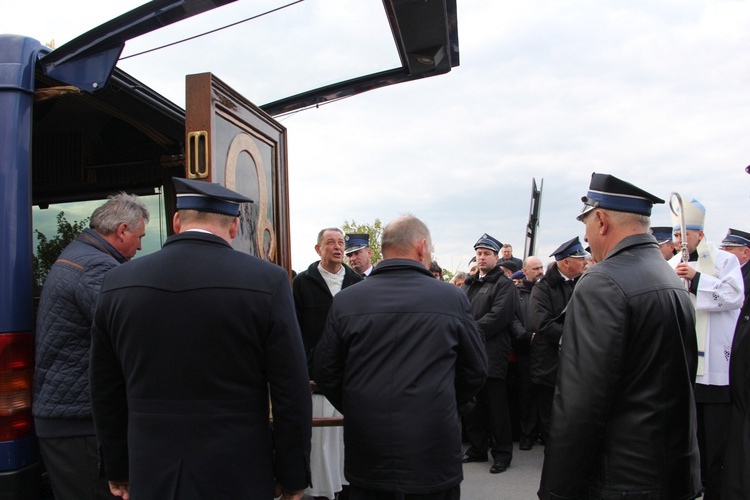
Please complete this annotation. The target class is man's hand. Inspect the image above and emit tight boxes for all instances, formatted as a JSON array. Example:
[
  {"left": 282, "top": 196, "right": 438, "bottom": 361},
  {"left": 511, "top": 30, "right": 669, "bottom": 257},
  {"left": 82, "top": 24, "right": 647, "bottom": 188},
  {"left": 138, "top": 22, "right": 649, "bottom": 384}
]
[
  {"left": 274, "top": 482, "right": 305, "bottom": 500},
  {"left": 675, "top": 262, "right": 697, "bottom": 281},
  {"left": 109, "top": 481, "right": 130, "bottom": 499}
]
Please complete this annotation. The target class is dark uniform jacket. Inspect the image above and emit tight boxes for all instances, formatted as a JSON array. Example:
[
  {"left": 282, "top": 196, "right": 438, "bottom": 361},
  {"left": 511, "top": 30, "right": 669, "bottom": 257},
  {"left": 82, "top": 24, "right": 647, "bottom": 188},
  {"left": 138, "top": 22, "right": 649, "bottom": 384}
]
[
  {"left": 463, "top": 265, "right": 517, "bottom": 379},
  {"left": 292, "top": 260, "right": 362, "bottom": 377},
  {"left": 313, "top": 259, "right": 487, "bottom": 494},
  {"left": 529, "top": 263, "right": 575, "bottom": 388},
  {"left": 512, "top": 279, "right": 535, "bottom": 356},
  {"left": 539, "top": 233, "right": 701, "bottom": 500},
  {"left": 90, "top": 231, "right": 312, "bottom": 499},
  {"left": 723, "top": 260, "right": 750, "bottom": 499}
]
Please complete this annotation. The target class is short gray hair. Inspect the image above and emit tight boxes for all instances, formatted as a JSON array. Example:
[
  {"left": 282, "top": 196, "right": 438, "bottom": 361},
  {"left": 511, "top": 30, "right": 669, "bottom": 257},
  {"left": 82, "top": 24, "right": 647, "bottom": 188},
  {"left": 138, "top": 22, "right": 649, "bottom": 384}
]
[
  {"left": 317, "top": 227, "right": 344, "bottom": 246},
  {"left": 602, "top": 209, "right": 650, "bottom": 230},
  {"left": 178, "top": 209, "right": 235, "bottom": 228},
  {"left": 381, "top": 216, "right": 431, "bottom": 257},
  {"left": 90, "top": 193, "right": 150, "bottom": 234}
]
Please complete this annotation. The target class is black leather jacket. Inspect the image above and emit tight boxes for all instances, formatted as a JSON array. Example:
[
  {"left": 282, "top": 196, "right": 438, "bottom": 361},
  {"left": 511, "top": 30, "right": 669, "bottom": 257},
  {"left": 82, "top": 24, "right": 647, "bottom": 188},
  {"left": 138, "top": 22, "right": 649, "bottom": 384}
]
[{"left": 539, "top": 233, "right": 701, "bottom": 500}]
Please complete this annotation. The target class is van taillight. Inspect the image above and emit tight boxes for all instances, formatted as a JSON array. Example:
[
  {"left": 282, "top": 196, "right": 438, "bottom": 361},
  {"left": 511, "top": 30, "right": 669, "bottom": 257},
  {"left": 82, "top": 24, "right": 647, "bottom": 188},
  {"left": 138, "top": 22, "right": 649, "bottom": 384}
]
[{"left": 0, "top": 332, "right": 34, "bottom": 441}]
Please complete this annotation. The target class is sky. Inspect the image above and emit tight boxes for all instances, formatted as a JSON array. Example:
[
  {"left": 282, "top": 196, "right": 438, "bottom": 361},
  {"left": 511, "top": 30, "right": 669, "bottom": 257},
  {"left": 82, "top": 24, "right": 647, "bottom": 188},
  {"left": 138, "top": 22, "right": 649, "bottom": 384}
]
[{"left": 5, "top": 0, "right": 750, "bottom": 273}]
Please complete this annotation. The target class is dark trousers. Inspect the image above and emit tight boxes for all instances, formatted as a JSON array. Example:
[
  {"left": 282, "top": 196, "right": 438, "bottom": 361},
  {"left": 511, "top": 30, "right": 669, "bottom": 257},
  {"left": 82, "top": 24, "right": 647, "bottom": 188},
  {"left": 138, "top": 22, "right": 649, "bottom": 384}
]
[
  {"left": 697, "top": 401, "right": 732, "bottom": 500},
  {"left": 38, "top": 435, "right": 114, "bottom": 500},
  {"left": 349, "top": 484, "right": 460, "bottom": 500},
  {"left": 515, "top": 355, "right": 539, "bottom": 441},
  {"left": 463, "top": 377, "right": 513, "bottom": 464},
  {"left": 535, "top": 383, "right": 554, "bottom": 445}
]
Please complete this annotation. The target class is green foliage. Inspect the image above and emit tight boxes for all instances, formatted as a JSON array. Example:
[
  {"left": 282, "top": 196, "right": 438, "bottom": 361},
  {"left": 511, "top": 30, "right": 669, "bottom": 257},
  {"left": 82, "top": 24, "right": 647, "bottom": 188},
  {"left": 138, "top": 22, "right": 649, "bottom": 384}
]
[
  {"left": 342, "top": 219, "right": 384, "bottom": 263},
  {"left": 441, "top": 268, "right": 454, "bottom": 282},
  {"left": 33, "top": 212, "right": 89, "bottom": 295}
]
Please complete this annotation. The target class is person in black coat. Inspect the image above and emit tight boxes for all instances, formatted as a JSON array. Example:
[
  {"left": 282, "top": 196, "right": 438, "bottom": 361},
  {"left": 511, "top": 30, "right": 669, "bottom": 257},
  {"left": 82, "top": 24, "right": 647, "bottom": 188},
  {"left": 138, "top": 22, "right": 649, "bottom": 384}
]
[
  {"left": 720, "top": 228, "right": 750, "bottom": 499},
  {"left": 512, "top": 256, "right": 545, "bottom": 451},
  {"left": 529, "top": 237, "right": 587, "bottom": 445},
  {"left": 461, "top": 233, "right": 518, "bottom": 474},
  {"left": 539, "top": 173, "right": 700, "bottom": 499},
  {"left": 90, "top": 178, "right": 312, "bottom": 500},
  {"left": 293, "top": 229, "right": 363, "bottom": 376},
  {"left": 293, "top": 228, "right": 362, "bottom": 500},
  {"left": 314, "top": 216, "right": 487, "bottom": 499}
]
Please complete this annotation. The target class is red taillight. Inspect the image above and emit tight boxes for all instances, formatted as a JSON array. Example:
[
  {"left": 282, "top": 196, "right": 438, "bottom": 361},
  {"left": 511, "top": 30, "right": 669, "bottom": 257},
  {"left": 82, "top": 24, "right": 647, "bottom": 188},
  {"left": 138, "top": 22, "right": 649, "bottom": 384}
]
[{"left": 0, "top": 332, "right": 34, "bottom": 440}]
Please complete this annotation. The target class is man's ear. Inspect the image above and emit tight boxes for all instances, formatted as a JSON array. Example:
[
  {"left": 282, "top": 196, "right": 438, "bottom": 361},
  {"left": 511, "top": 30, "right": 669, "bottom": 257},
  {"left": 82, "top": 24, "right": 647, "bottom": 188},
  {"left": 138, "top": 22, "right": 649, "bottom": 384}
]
[
  {"left": 116, "top": 222, "right": 129, "bottom": 240},
  {"left": 418, "top": 239, "right": 431, "bottom": 269},
  {"left": 228, "top": 217, "right": 239, "bottom": 239},
  {"left": 172, "top": 212, "right": 181, "bottom": 234},
  {"left": 596, "top": 210, "right": 609, "bottom": 235}
]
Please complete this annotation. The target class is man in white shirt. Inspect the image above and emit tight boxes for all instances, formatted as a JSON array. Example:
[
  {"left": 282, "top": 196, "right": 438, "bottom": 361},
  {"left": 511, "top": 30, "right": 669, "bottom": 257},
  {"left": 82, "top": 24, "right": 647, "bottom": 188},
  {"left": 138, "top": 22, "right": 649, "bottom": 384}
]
[{"left": 293, "top": 228, "right": 364, "bottom": 500}]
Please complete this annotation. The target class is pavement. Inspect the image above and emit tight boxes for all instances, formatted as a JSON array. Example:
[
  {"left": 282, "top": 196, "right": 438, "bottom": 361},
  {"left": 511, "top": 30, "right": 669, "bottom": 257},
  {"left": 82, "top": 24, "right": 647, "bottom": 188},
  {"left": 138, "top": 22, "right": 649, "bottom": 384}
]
[{"left": 460, "top": 442, "right": 545, "bottom": 499}]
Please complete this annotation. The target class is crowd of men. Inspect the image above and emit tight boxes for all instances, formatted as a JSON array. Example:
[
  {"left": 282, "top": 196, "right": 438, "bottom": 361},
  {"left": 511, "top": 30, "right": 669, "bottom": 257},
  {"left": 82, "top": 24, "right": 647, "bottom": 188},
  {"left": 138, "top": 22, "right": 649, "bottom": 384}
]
[{"left": 31, "top": 172, "right": 750, "bottom": 500}]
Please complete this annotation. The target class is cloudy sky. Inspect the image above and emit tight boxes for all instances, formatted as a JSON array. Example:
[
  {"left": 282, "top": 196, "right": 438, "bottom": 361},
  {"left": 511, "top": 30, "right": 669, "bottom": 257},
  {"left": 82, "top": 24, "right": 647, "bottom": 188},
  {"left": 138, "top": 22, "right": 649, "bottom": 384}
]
[{"left": 5, "top": 0, "right": 750, "bottom": 273}]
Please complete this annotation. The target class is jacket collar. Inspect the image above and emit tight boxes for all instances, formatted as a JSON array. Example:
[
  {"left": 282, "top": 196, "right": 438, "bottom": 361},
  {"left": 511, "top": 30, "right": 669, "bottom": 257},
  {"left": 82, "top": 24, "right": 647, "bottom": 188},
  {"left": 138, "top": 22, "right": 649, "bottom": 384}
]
[
  {"left": 542, "top": 262, "right": 568, "bottom": 288},
  {"left": 305, "top": 260, "right": 362, "bottom": 288},
  {"left": 78, "top": 228, "right": 129, "bottom": 264},
  {"left": 520, "top": 278, "right": 536, "bottom": 293},
  {"left": 370, "top": 258, "right": 435, "bottom": 278},
  {"left": 163, "top": 230, "right": 233, "bottom": 249},
  {"left": 603, "top": 233, "right": 659, "bottom": 262},
  {"left": 464, "top": 264, "right": 503, "bottom": 286}
]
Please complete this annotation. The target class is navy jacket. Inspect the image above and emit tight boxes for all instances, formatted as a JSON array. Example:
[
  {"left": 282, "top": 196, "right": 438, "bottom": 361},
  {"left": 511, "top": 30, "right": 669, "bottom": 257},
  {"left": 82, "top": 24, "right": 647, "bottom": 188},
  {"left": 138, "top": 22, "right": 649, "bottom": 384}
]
[
  {"left": 90, "top": 231, "right": 311, "bottom": 499},
  {"left": 314, "top": 259, "right": 487, "bottom": 494},
  {"left": 463, "top": 265, "right": 517, "bottom": 379},
  {"left": 724, "top": 260, "right": 750, "bottom": 499}
]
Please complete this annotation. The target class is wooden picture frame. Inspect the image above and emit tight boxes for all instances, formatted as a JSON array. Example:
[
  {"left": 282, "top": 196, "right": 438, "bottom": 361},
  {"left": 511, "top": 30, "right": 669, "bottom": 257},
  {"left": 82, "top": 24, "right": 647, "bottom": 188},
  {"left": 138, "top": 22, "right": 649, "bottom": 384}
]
[{"left": 185, "top": 72, "right": 291, "bottom": 273}]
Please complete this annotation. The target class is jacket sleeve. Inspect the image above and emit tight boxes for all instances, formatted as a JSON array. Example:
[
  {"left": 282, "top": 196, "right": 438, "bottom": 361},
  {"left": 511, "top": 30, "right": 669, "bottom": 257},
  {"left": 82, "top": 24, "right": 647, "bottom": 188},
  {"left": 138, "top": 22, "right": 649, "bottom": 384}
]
[
  {"left": 530, "top": 281, "right": 564, "bottom": 347},
  {"left": 264, "top": 270, "right": 312, "bottom": 491},
  {"left": 291, "top": 274, "right": 305, "bottom": 332},
  {"left": 312, "top": 303, "right": 346, "bottom": 413},
  {"left": 90, "top": 288, "right": 130, "bottom": 481},
  {"left": 692, "top": 252, "right": 745, "bottom": 311},
  {"left": 455, "top": 295, "right": 489, "bottom": 408},
  {"left": 538, "top": 272, "right": 625, "bottom": 499},
  {"left": 476, "top": 278, "right": 518, "bottom": 340}
]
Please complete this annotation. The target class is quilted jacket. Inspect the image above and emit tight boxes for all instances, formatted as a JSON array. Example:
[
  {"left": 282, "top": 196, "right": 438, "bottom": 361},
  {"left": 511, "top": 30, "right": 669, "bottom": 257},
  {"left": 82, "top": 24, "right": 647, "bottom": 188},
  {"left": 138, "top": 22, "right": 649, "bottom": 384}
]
[{"left": 33, "top": 228, "right": 127, "bottom": 437}]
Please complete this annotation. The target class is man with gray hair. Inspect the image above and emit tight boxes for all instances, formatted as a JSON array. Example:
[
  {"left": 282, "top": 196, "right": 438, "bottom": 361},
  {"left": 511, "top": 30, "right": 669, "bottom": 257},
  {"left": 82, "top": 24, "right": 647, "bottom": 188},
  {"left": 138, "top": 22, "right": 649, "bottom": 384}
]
[
  {"left": 33, "top": 193, "right": 149, "bottom": 499},
  {"left": 539, "top": 173, "right": 700, "bottom": 499},
  {"left": 293, "top": 227, "right": 363, "bottom": 500},
  {"left": 314, "top": 216, "right": 487, "bottom": 499}
]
